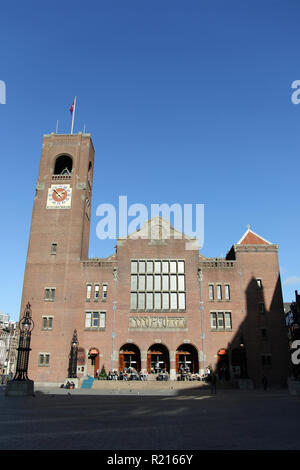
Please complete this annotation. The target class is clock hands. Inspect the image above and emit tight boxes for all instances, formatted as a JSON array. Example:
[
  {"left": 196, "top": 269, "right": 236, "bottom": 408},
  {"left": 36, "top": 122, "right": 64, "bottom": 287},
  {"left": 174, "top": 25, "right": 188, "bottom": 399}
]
[{"left": 53, "top": 189, "right": 65, "bottom": 200}]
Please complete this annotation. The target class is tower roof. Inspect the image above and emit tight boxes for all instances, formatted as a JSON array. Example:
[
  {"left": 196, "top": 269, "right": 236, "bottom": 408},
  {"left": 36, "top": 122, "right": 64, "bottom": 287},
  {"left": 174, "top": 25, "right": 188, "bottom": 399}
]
[{"left": 237, "top": 227, "right": 272, "bottom": 245}]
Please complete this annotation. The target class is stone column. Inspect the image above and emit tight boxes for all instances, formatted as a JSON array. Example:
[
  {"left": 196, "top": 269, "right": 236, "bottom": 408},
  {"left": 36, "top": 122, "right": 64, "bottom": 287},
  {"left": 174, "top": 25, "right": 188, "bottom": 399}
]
[
  {"left": 141, "top": 350, "right": 147, "bottom": 372},
  {"left": 170, "top": 351, "right": 176, "bottom": 381}
]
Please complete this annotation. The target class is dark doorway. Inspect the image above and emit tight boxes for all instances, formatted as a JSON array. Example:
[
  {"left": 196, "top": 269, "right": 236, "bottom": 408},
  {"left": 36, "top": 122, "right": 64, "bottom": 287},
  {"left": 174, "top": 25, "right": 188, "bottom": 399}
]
[{"left": 217, "top": 348, "right": 230, "bottom": 380}]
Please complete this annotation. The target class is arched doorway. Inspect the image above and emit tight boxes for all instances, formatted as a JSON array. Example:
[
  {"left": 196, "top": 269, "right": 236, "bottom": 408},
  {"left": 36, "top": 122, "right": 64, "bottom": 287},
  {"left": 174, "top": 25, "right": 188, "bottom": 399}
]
[
  {"left": 119, "top": 344, "right": 141, "bottom": 372},
  {"left": 176, "top": 344, "right": 199, "bottom": 373},
  {"left": 147, "top": 344, "right": 170, "bottom": 373},
  {"left": 88, "top": 347, "right": 99, "bottom": 378},
  {"left": 217, "top": 348, "right": 230, "bottom": 380}
]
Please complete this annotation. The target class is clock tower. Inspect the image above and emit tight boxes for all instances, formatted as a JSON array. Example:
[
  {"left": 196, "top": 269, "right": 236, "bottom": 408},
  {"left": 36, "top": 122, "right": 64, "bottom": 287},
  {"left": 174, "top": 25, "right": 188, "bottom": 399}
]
[
  {"left": 25, "top": 132, "right": 94, "bottom": 264},
  {"left": 20, "top": 132, "right": 95, "bottom": 382}
]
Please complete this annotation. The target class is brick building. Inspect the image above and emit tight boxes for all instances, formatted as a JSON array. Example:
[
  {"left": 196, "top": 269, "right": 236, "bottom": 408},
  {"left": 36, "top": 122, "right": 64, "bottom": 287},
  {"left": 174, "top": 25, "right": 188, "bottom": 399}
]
[{"left": 20, "top": 132, "right": 289, "bottom": 386}]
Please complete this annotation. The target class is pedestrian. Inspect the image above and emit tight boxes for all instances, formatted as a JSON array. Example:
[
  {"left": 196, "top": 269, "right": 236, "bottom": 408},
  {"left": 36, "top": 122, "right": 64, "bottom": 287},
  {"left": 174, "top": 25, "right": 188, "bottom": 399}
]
[{"left": 210, "top": 371, "right": 217, "bottom": 394}]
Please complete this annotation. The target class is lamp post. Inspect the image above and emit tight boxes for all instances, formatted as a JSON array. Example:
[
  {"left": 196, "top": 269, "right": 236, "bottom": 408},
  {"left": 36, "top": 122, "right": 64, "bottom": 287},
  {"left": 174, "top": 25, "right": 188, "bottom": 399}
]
[
  {"left": 68, "top": 329, "right": 78, "bottom": 378},
  {"left": 6, "top": 302, "right": 35, "bottom": 396}
]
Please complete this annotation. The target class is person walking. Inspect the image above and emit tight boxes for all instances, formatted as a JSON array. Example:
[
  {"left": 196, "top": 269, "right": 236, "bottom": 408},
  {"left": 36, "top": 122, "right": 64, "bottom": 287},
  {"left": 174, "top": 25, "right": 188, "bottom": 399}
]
[{"left": 210, "top": 371, "right": 217, "bottom": 394}]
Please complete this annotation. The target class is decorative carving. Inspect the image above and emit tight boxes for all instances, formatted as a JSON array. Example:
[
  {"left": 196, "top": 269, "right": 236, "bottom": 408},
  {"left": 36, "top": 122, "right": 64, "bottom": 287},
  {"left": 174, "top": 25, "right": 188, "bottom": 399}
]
[{"left": 129, "top": 316, "right": 186, "bottom": 330}]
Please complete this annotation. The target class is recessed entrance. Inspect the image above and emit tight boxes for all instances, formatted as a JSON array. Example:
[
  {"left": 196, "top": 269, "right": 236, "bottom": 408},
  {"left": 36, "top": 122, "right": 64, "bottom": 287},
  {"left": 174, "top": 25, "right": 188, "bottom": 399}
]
[
  {"left": 217, "top": 348, "right": 230, "bottom": 380},
  {"left": 176, "top": 344, "right": 199, "bottom": 373},
  {"left": 119, "top": 343, "right": 141, "bottom": 372},
  {"left": 147, "top": 344, "right": 170, "bottom": 373},
  {"left": 88, "top": 347, "right": 99, "bottom": 378}
]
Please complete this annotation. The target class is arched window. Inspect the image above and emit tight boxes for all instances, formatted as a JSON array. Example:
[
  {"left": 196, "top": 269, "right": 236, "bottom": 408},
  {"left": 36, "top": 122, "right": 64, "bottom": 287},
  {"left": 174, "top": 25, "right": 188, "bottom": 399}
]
[{"left": 53, "top": 155, "right": 73, "bottom": 175}]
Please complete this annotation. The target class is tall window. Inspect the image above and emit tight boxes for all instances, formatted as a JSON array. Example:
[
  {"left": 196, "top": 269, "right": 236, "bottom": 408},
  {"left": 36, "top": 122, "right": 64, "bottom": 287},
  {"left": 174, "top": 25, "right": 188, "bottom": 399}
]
[
  {"left": 94, "top": 284, "right": 100, "bottom": 300},
  {"left": 51, "top": 243, "right": 57, "bottom": 255},
  {"left": 42, "top": 316, "right": 53, "bottom": 330},
  {"left": 225, "top": 284, "right": 230, "bottom": 300},
  {"left": 217, "top": 284, "right": 222, "bottom": 300},
  {"left": 209, "top": 284, "right": 214, "bottom": 300},
  {"left": 259, "top": 302, "right": 265, "bottom": 314},
  {"left": 39, "top": 353, "right": 50, "bottom": 366},
  {"left": 102, "top": 284, "right": 108, "bottom": 300},
  {"left": 86, "top": 284, "right": 92, "bottom": 301},
  {"left": 130, "top": 259, "right": 186, "bottom": 311}
]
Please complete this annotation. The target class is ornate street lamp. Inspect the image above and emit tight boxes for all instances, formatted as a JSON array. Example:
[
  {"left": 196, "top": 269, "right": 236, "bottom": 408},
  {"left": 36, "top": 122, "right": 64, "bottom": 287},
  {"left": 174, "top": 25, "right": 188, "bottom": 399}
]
[
  {"left": 6, "top": 302, "right": 35, "bottom": 396},
  {"left": 68, "top": 329, "right": 78, "bottom": 378}
]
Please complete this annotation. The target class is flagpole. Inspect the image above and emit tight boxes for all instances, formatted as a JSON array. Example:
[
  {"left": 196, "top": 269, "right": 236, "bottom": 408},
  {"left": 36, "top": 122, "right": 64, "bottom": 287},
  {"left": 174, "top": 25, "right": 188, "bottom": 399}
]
[{"left": 71, "top": 96, "right": 77, "bottom": 134}]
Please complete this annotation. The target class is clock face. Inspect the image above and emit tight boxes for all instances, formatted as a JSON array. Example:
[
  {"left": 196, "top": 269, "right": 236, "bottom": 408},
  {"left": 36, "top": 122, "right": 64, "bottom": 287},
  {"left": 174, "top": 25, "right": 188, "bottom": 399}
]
[{"left": 47, "top": 184, "right": 72, "bottom": 209}]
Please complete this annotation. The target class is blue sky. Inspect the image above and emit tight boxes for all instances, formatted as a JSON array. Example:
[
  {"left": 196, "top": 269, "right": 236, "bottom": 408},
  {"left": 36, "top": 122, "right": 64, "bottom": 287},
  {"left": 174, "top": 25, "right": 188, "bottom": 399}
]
[{"left": 1, "top": 0, "right": 300, "bottom": 321}]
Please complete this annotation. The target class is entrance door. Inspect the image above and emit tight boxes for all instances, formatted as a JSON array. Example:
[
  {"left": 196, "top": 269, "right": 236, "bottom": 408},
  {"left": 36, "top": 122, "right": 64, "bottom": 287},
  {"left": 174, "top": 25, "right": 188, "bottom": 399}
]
[
  {"left": 119, "top": 344, "right": 141, "bottom": 372},
  {"left": 176, "top": 344, "right": 199, "bottom": 373},
  {"left": 217, "top": 348, "right": 230, "bottom": 380},
  {"left": 147, "top": 344, "right": 170, "bottom": 373},
  {"left": 88, "top": 348, "right": 99, "bottom": 377}
]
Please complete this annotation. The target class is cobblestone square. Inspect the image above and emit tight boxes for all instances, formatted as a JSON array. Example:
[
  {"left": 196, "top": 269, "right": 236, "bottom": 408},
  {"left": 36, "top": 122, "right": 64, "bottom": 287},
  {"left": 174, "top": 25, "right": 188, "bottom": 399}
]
[{"left": 0, "top": 385, "right": 299, "bottom": 450}]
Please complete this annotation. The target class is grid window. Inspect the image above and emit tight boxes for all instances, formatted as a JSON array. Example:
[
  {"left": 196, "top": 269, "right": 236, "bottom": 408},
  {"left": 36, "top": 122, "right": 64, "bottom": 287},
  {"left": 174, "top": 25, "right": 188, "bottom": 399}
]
[
  {"left": 44, "top": 288, "right": 55, "bottom": 302},
  {"left": 85, "top": 311, "right": 106, "bottom": 329},
  {"left": 130, "top": 259, "right": 186, "bottom": 311},
  {"left": 131, "top": 261, "right": 138, "bottom": 274},
  {"left": 146, "top": 275, "right": 153, "bottom": 291},
  {"left": 146, "top": 293, "right": 153, "bottom": 309},
  {"left": 211, "top": 312, "right": 232, "bottom": 330},
  {"left": 138, "top": 293, "right": 145, "bottom": 309},
  {"left": 162, "top": 275, "right": 169, "bottom": 291},
  {"left": 224, "top": 312, "right": 232, "bottom": 329},
  {"left": 130, "top": 293, "right": 137, "bottom": 310},
  {"left": 147, "top": 261, "right": 153, "bottom": 273},
  {"left": 210, "top": 312, "right": 217, "bottom": 329},
  {"left": 154, "top": 293, "right": 161, "bottom": 310},
  {"left": 39, "top": 353, "right": 50, "bottom": 366},
  {"left": 139, "top": 275, "right": 146, "bottom": 291},
  {"left": 217, "top": 312, "right": 224, "bottom": 329},
  {"left": 163, "top": 293, "right": 169, "bottom": 309},
  {"left": 178, "top": 293, "right": 186, "bottom": 310},
  {"left": 42, "top": 316, "right": 53, "bottom": 330}
]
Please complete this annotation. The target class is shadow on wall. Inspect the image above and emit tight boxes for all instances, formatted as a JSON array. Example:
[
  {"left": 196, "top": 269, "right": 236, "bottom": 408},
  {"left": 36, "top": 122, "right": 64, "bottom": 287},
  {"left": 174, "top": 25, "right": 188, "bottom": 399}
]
[{"left": 210, "top": 275, "right": 290, "bottom": 388}]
